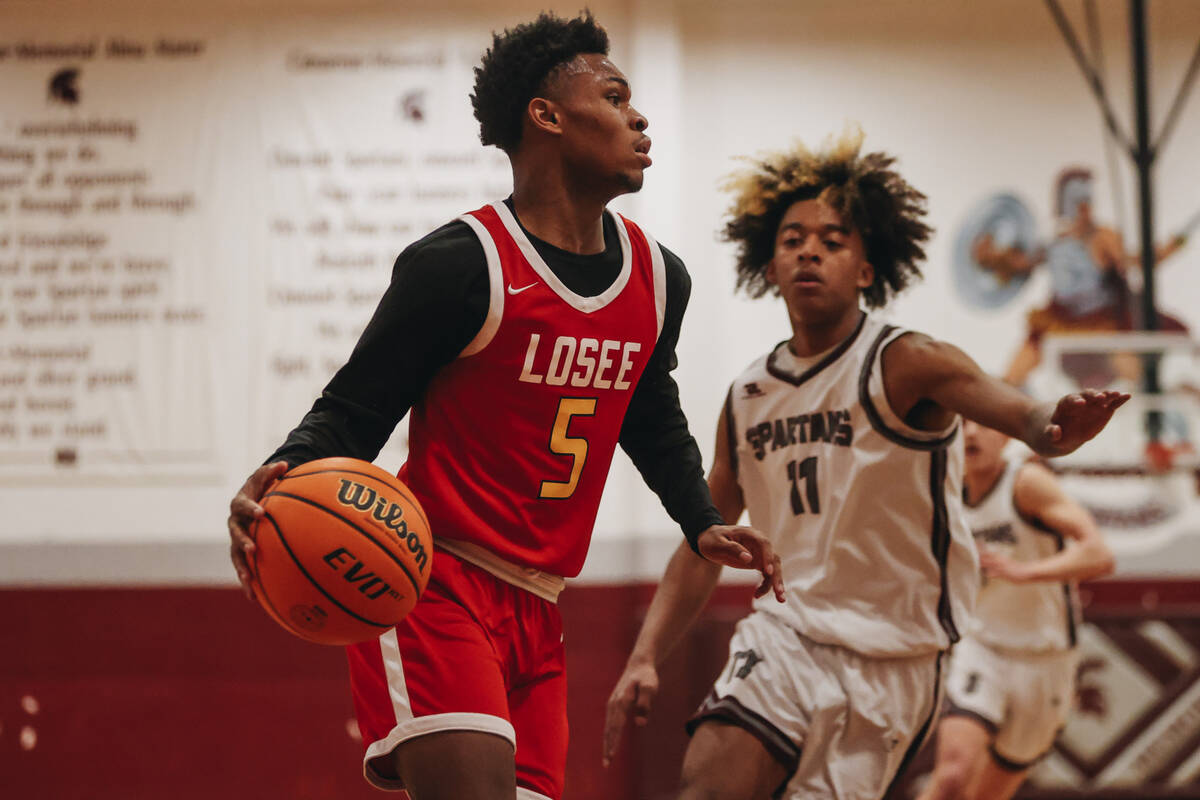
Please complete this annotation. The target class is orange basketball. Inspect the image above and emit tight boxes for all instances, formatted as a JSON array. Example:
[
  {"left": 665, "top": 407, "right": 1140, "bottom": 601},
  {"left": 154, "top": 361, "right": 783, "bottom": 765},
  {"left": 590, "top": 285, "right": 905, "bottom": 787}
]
[{"left": 248, "top": 457, "right": 433, "bottom": 645}]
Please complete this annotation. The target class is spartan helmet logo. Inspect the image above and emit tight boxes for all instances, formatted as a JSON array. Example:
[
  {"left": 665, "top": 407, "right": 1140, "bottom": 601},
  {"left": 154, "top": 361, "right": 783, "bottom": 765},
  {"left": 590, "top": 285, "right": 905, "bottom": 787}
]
[
  {"left": 1054, "top": 166, "right": 1094, "bottom": 223},
  {"left": 49, "top": 67, "right": 81, "bottom": 105},
  {"left": 399, "top": 89, "right": 426, "bottom": 123}
]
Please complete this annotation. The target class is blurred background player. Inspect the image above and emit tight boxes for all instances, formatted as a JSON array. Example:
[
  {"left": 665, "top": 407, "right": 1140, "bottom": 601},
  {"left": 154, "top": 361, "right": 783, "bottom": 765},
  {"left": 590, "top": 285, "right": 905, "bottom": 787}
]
[
  {"left": 603, "top": 131, "right": 1128, "bottom": 800},
  {"left": 226, "top": 12, "right": 781, "bottom": 800},
  {"left": 917, "top": 420, "right": 1114, "bottom": 800}
]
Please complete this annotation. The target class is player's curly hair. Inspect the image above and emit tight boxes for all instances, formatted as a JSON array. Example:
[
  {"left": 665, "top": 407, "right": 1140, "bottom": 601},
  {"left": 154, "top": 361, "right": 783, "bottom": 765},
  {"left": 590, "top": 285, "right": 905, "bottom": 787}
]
[
  {"left": 722, "top": 128, "right": 932, "bottom": 308},
  {"left": 470, "top": 11, "right": 610, "bottom": 153}
]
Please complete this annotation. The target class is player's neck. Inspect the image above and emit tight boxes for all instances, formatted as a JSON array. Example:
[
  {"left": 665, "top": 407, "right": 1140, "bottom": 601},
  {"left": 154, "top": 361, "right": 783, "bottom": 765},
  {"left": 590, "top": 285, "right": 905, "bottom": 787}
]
[
  {"left": 510, "top": 164, "right": 609, "bottom": 255},
  {"left": 786, "top": 308, "right": 863, "bottom": 357},
  {"left": 964, "top": 458, "right": 1006, "bottom": 505}
]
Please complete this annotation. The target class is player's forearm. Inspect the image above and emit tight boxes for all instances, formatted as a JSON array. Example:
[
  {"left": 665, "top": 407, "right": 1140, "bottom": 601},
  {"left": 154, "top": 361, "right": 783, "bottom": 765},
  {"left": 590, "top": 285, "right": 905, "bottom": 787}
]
[
  {"left": 626, "top": 543, "right": 723, "bottom": 669},
  {"left": 1019, "top": 401, "right": 1069, "bottom": 456},
  {"left": 1024, "top": 539, "right": 1115, "bottom": 584}
]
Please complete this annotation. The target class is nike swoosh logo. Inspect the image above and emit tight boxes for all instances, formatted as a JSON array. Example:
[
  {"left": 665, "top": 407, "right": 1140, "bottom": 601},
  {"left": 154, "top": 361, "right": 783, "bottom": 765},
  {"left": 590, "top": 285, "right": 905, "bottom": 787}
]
[{"left": 507, "top": 282, "right": 537, "bottom": 295}]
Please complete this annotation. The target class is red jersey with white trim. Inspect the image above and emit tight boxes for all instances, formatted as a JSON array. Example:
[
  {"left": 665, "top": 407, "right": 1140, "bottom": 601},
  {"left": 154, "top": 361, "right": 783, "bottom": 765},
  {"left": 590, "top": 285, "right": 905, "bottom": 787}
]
[{"left": 398, "top": 201, "right": 666, "bottom": 577}]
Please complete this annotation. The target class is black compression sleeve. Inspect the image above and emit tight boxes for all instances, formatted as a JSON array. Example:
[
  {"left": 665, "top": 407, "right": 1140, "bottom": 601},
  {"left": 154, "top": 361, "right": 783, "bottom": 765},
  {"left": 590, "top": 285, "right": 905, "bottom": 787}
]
[
  {"left": 619, "top": 246, "right": 723, "bottom": 553},
  {"left": 268, "top": 222, "right": 488, "bottom": 467}
]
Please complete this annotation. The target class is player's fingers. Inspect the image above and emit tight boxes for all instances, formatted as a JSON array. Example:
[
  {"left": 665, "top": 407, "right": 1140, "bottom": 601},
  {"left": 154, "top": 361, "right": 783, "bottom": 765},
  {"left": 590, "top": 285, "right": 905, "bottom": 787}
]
[
  {"left": 1045, "top": 423, "right": 1063, "bottom": 442},
  {"left": 769, "top": 554, "right": 785, "bottom": 602},
  {"left": 632, "top": 682, "right": 656, "bottom": 725},
  {"left": 740, "top": 534, "right": 785, "bottom": 601},
  {"left": 227, "top": 517, "right": 256, "bottom": 552},
  {"left": 229, "top": 492, "right": 265, "bottom": 522},
  {"left": 1110, "top": 393, "right": 1131, "bottom": 409},
  {"left": 717, "top": 535, "right": 753, "bottom": 563},
  {"left": 733, "top": 530, "right": 774, "bottom": 571},
  {"left": 248, "top": 460, "right": 289, "bottom": 496},
  {"left": 602, "top": 697, "right": 628, "bottom": 766},
  {"left": 228, "top": 541, "right": 256, "bottom": 601}
]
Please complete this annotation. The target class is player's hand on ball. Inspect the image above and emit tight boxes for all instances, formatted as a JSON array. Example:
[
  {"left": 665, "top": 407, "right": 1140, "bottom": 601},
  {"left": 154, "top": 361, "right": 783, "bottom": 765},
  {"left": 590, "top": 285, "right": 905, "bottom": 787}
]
[
  {"left": 227, "top": 461, "right": 290, "bottom": 600},
  {"left": 697, "top": 525, "right": 785, "bottom": 602},
  {"left": 1043, "top": 389, "right": 1129, "bottom": 455},
  {"left": 602, "top": 657, "right": 659, "bottom": 767}
]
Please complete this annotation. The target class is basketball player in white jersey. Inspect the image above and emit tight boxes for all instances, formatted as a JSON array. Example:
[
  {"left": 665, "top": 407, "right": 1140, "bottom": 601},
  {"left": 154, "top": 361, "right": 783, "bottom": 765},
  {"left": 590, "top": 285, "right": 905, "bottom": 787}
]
[
  {"left": 602, "top": 131, "right": 1128, "bottom": 800},
  {"left": 917, "top": 421, "right": 1113, "bottom": 800}
]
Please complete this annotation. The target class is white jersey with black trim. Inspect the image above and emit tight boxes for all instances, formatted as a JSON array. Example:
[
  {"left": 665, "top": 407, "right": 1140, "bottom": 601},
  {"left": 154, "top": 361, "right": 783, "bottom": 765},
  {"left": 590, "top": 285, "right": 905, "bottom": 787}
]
[
  {"left": 727, "top": 314, "right": 979, "bottom": 657},
  {"left": 965, "top": 455, "right": 1080, "bottom": 653}
]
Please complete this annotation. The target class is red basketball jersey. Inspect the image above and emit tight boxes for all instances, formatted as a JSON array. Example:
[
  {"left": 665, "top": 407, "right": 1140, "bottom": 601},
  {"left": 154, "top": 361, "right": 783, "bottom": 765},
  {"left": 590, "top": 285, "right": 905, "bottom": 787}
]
[{"left": 399, "top": 201, "right": 666, "bottom": 577}]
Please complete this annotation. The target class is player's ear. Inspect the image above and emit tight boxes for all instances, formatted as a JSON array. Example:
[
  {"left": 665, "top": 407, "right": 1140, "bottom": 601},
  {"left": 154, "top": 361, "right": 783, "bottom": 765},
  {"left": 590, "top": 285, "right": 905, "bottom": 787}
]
[
  {"left": 857, "top": 261, "right": 874, "bottom": 290},
  {"left": 766, "top": 258, "right": 779, "bottom": 287},
  {"left": 528, "top": 98, "right": 561, "bottom": 135}
]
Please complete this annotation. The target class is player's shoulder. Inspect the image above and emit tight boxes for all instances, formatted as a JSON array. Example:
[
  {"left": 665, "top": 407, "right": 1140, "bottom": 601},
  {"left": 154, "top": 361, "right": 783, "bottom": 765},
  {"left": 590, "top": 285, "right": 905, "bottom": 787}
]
[
  {"left": 1012, "top": 457, "right": 1066, "bottom": 511},
  {"left": 399, "top": 218, "right": 478, "bottom": 259},
  {"left": 617, "top": 213, "right": 689, "bottom": 277},
  {"left": 392, "top": 218, "right": 484, "bottom": 279},
  {"left": 651, "top": 239, "right": 692, "bottom": 295},
  {"left": 1013, "top": 457, "right": 1060, "bottom": 492},
  {"left": 878, "top": 324, "right": 976, "bottom": 380}
]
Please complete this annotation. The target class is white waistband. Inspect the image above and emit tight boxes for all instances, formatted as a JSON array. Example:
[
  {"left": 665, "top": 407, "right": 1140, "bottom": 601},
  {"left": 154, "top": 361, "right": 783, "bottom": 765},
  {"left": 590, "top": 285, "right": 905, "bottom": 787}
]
[{"left": 435, "top": 538, "right": 565, "bottom": 603}]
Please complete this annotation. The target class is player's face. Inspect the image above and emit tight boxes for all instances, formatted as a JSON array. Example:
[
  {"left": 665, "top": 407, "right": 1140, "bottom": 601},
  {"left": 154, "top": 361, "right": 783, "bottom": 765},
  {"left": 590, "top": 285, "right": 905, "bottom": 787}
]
[
  {"left": 963, "top": 419, "right": 1008, "bottom": 471},
  {"left": 767, "top": 199, "right": 873, "bottom": 327},
  {"left": 550, "top": 54, "right": 651, "bottom": 195}
]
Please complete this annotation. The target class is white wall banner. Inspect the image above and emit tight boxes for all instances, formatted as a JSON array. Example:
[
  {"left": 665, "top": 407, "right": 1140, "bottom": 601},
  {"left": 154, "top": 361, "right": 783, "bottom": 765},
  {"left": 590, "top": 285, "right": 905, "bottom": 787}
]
[
  {"left": 0, "top": 29, "right": 227, "bottom": 482},
  {"left": 248, "top": 22, "right": 511, "bottom": 467},
  {"left": 0, "top": 15, "right": 513, "bottom": 485}
]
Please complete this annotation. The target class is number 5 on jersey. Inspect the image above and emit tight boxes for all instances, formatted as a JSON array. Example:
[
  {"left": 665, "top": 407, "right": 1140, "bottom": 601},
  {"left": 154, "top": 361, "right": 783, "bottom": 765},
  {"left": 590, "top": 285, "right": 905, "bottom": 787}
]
[{"left": 540, "top": 398, "right": 597, "bottom": 499}]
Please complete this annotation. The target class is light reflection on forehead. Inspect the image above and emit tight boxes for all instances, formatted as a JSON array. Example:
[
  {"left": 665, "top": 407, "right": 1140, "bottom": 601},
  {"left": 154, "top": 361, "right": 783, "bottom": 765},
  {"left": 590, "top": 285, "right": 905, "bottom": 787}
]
[{"left": 562, "top": 54, "right": 625, "bottom": 84}]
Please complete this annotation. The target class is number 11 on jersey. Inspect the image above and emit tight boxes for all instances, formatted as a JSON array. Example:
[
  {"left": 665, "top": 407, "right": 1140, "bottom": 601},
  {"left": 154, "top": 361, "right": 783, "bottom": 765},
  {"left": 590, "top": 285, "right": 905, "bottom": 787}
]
[{"left": 787, "top": 456, "right": 820, "bottom": 514}]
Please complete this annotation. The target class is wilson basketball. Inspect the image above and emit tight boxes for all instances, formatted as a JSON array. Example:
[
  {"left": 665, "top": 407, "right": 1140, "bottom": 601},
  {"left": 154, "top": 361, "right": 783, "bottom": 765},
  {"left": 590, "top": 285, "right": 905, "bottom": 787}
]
[{"left": 248, "top": 457, "right": 433, "bottom": 646}]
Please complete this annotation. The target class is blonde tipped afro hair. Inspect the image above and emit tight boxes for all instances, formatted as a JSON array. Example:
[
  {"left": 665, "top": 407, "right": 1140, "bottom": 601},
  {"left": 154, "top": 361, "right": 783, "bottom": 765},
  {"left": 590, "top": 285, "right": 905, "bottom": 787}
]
[{"left": 722, "top": 128, "right": 932, "bottom": 308}]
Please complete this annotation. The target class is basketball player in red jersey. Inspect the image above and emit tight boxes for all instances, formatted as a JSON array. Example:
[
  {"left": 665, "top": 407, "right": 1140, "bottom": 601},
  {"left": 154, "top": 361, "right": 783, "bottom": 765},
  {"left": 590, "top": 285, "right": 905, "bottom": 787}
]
[{"left": 226, "top": 12, "right": 782, "bottom": 800}]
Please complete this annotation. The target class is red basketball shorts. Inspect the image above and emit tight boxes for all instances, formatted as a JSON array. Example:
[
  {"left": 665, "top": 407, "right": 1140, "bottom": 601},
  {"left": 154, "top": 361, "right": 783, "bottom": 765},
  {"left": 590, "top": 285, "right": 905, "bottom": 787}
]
[{"left": 346, "top": 549, "right": 567, "bottom": 800}]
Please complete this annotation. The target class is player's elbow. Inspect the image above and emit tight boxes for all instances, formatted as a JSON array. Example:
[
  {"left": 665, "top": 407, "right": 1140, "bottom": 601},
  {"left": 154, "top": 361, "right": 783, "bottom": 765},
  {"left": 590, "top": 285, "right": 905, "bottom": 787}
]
[
  {"left": 1091, "top": 551, "right": 1116, "bottom": 580},
  {"left": 1081, "top": 542, "right": 1116, "bottom": 581}
]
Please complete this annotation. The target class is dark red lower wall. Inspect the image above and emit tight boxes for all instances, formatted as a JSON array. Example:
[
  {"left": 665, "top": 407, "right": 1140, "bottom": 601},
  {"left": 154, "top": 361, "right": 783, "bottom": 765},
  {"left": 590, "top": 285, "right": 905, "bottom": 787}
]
[{"left": 1, "top": 581, "right": 1197, "bottom": 799}]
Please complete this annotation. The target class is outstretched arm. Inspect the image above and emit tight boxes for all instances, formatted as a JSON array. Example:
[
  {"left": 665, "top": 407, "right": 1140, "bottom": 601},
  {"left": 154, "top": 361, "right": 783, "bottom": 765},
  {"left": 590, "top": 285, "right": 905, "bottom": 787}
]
[
  {"left": 882, "top": 334, "right": 1129, "bottom": 457},
  {"left": 980, "top": 462, "right": 1115, "bottom": 584}
]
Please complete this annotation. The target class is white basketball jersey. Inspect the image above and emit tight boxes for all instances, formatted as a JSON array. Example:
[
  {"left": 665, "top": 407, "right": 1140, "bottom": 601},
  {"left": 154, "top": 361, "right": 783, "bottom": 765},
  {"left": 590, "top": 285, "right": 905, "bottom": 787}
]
[
  {"left": 965, "top": 456, "right": 1080, "bottom": 653},
  {"left": 729, "top": 314, "right": 979, "bottom": 657}
]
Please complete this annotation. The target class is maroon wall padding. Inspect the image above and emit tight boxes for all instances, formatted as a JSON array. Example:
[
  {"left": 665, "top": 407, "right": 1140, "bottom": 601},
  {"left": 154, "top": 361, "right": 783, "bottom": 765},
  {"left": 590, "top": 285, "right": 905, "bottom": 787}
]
[{"left": 1, "top": 580, "right": 1196, "bottom": 799}]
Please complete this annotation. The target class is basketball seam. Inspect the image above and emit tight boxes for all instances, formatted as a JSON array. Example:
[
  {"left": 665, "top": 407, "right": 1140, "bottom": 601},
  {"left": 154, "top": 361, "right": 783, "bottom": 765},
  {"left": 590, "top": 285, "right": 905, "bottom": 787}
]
[
  {"left": 277, "top": 467, "right": 433, "bottom": 534},
  {"left": 247, "top": 527, "right": 305, "bottom": 637},
  {"left": 264, "top": 490, "right": 424, "bottom": 597},
  {"left": 262, "top": 510, "right": 397, "bottom": 629}
]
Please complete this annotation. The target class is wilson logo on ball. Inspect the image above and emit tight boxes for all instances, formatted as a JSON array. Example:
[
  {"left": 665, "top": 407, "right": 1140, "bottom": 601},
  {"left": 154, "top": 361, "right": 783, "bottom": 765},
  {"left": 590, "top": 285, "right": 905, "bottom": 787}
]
[
  {"left": 323, "top": 547, "right": 403, "bottom": 601},
  {"left": 335, "top": 479, "right": 430, "bottom": 572}
]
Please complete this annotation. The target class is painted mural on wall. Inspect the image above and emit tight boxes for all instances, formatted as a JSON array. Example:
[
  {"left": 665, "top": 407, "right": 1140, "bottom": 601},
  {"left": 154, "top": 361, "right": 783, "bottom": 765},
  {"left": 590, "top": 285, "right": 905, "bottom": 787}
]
[{"left": 954, "top": 167, "right": 1192, "bottom": 388}]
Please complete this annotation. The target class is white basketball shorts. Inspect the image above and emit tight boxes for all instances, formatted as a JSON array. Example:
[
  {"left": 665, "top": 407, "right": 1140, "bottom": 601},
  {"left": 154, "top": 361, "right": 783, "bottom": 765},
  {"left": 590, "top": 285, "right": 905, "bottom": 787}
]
[
  {"left": 687, "top": 610, "right": 944, "bottom": 800},
  {"left": 944, "top": 635, "right": 1076, "bottom": 769}
]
